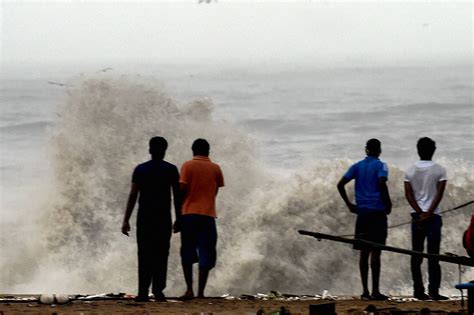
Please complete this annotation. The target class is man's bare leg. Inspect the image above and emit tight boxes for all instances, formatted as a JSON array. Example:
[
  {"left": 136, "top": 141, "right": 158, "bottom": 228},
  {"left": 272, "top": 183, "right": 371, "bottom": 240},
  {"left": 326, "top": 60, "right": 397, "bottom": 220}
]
[
  {"left": 370, "top": 250, "right": 381, "bottom": 294},
  {"left": 198, "top": 268, "right": 210, "bottom": 298},
  {"left": 360, "top": 250, "right": 370, "bottom": 298},
  {"left": 181, "top": 263, "right": 194, "bottom": 300}
]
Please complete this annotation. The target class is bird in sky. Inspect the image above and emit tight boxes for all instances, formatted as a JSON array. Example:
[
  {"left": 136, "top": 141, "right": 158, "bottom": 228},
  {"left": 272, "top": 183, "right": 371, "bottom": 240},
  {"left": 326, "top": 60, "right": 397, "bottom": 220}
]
[
  {"left": 97, "top": 67, "right": 113, "bottom": 73},
  {"left": 47, "top": 81, "right": 71, "bottom": 87}
]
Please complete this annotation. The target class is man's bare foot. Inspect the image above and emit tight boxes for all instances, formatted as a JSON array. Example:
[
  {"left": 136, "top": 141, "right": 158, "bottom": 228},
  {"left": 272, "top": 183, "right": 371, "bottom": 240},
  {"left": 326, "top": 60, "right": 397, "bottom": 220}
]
[{"left": 178, "top": 290, "right": 194, "bottom": 301}]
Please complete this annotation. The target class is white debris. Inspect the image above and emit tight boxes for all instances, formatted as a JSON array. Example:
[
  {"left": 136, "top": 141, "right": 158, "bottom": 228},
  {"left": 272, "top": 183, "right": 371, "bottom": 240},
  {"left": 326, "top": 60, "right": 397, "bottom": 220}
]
[
  {"left": 39, "top": 294, "right": 55, "bottom": 304},
  {"left": 55, "top": 294, "right": 70, "bottom": 305},
  {"left": 322, "top": 290, "right": 329, "bottom": 299}
]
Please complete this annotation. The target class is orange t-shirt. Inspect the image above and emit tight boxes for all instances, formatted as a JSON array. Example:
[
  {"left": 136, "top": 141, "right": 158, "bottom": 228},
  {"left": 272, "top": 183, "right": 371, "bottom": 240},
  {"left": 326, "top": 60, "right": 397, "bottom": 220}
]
[{"left": 180, "top": 156, "right": 224, "bottom": 218}]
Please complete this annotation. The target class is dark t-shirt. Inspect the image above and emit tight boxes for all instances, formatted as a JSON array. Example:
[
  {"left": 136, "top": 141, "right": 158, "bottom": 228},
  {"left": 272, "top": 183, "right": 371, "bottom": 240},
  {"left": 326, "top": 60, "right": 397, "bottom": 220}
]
[{"left": 132, "top": 159, "right": 179, "bottom": 222}]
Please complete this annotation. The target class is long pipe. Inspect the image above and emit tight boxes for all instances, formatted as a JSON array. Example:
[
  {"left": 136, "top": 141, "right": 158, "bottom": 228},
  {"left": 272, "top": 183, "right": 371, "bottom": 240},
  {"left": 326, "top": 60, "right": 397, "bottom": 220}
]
[{"left": 298, "top": 230, "right": 474, "bottom": 267}]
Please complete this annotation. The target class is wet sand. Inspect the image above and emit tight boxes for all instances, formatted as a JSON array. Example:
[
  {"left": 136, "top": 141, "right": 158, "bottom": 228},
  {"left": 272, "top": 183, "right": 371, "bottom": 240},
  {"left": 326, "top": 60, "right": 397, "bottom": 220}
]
[{"left": 0, "top": 297, "right": 467, "bottom": 314}]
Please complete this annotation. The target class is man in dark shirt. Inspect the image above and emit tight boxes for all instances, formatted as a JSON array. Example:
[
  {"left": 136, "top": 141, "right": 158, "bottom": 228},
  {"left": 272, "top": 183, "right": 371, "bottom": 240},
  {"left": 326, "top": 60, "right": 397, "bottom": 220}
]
[{"left": 121, "top": 137, "right": 180, "bottom": 302}]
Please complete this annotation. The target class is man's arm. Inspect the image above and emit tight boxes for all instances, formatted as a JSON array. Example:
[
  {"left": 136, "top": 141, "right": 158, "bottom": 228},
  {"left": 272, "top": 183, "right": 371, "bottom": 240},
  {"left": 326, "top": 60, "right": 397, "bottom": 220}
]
[
  {"left": 424, "top": 180, "right": 447, "bottom": 218},
  {"left": 172, "top": 180, "right": 181, "bottom": 222},
  {"left": 179, "top": 183, "right": 188, "bottom": 204},
  {"left": 172, "top": 167, "right": 181, "bottom": 222},
  {"left": 379, "top": 177, "right": 392, "bottom": 214},
  {"left": 337, "top": 177, "right": 356, "bottom": 213},
  {"left": 216, "top": 167, "right": 224, "bottom": 196},
  {"left": 122, "top": 183, "right": 139, "bottom": 236},
  {"left": 404, "top": 182, "right": 423, "bottom": 214},
  {"left": 173, "top": 182, "right": 188, "bottom": 233}
]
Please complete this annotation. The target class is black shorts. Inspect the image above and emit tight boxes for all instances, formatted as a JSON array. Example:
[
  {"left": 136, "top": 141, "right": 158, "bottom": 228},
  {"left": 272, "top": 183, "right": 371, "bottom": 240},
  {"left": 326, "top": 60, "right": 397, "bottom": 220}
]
[
  {"left": 354, "top": 211, "right": 387, "bottom": 250},
  {"left": 180, "top": 214, "right": 217, "bottom": 269}
]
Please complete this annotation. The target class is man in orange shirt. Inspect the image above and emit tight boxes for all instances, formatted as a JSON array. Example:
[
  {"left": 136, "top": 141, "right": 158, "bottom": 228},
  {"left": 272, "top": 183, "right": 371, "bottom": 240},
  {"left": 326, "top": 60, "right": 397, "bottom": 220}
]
[{"left": 175, "top": 138, "right": 224, "bottom": 300}]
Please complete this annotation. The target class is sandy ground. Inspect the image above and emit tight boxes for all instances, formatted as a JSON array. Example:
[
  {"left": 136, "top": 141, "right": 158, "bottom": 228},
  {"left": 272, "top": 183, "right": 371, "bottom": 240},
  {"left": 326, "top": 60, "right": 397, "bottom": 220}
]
[{"left": 0, "top": 297, "right": 468, "bottom": 315}]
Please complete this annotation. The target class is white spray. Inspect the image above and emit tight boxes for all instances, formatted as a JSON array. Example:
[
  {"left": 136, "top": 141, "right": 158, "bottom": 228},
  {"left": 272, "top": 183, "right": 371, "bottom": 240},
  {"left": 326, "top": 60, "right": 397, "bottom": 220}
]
[{"left": 2, "top": 75, "right": 472, "bottom": 296}]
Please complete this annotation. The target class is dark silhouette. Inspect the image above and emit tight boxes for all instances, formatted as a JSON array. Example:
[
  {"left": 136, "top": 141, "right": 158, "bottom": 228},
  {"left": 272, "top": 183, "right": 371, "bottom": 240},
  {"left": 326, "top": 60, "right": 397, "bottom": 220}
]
[
  {"left": 404, "top": 137, "right": 448, "bottom": 301},
  {"left": 337, "top": 139, "right": 392, "bottom": 301},
  {"left": 176, "top": 138, "right": 224, "bottom": 300},
  {"left": 121, "top": 137, "right": 180, "bottom": 302}
]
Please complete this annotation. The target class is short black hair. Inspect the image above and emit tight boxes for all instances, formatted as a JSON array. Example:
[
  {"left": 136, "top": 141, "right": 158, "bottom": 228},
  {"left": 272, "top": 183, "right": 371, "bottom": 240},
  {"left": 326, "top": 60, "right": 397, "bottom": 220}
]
[
  {"left": 366, "top": 138, "right": 381, "bottom": 155},
  {"left": 149, "top": 136, "right": 168, "bottom": 156},
  {"left": 417, "top": 137, "right": 436, "bottom": 160},
  {"left": 192, "top": 138, "right": 210, "bottom": 156}
]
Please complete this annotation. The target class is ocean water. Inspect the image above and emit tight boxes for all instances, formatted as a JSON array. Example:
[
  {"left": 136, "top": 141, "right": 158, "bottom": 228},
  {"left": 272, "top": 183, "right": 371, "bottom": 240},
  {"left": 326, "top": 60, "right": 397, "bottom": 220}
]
[{"left": 0, "top": 64, "right": 473, "bottom": 296}]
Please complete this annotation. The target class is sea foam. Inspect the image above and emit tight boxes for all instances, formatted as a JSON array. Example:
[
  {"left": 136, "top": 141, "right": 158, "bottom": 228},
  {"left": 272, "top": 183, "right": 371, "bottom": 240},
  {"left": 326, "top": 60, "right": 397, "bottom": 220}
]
[{"left": 2, "top": 75, "right": 472, "bottom": 296}]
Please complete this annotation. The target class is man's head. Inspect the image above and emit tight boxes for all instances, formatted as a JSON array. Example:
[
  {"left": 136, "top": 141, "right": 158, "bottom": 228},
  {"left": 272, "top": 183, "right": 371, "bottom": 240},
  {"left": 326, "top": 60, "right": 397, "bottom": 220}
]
[
  {"left": 149, "top": 136, "right": 168, "bottom": 159},
  {"left": 417, "top": 137, "right": 436, "bottom": 160},
  {"left": 192, "top": 138, "right": 210, "bottom": 157},
  {"left": 365, "top": 138, "right": 381, "bottom": 157}
]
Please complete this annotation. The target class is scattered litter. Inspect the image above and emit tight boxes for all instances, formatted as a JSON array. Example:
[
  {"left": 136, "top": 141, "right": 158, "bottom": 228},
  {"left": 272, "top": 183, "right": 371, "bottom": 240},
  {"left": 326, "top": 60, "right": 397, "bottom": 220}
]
[
  {"left": 37, "top": 294, "right": 72, "bottom": 305},
  {"left": 39, "top": 294, "right": 55, "bottom": 304},
  {"left": 227, "top": 292, "right": 355, "bottom": 301},
  {"left": 55, "top": 294, "right": 71, "bottom": 305},
  {"left": 76, "top": 292, "right": 126, "bottom": 300},
  {"left": 0, "top": 296, "right": 38, "bottom": 303},
  {"left": 221, "top": 293, "right": 237, "bottom": 300},
  {"left": 0, "top": 293, "right": 460, "bottom": 305},
  {"left": 391, "top": 295, "right": 457, "bottom": 302},
  {"left": 322, "top": 290, "right": 329, "bottom": 299}
]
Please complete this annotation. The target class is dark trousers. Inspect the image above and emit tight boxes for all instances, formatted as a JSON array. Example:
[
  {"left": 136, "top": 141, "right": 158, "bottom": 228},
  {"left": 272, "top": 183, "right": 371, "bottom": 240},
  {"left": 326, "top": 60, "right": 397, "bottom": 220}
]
[
  {"left": 411, "top": 213, "right": 442, "bottom": 295},
  {"left": 180, "top": 214, "right": 217, "bottom": 269},
  {"left": 136, "top": 218, "right": 171, "bottom": 297}
]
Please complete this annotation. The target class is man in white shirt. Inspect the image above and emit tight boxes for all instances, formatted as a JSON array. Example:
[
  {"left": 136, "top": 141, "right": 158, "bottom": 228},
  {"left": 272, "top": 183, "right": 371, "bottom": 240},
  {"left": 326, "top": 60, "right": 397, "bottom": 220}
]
[{"left": 404, "top": 137, "right": 448, "bottom": 301}]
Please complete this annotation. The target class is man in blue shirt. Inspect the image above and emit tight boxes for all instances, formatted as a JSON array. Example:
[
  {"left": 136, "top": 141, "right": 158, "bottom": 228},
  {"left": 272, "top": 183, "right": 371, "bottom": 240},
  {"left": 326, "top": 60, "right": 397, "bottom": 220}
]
[
  {"left": 337, "top": 139, "right": 392, "bottom": 300},
  {"left": 122, "top": 137, "right": 180, "bottom": 302}
]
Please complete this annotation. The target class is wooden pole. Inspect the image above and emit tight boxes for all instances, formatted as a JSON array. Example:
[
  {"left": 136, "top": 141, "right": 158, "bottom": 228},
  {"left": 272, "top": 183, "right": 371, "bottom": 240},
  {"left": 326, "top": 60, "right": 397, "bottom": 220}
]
[{"left": 298, "top": 230, "right": 474, "bottom": 267}]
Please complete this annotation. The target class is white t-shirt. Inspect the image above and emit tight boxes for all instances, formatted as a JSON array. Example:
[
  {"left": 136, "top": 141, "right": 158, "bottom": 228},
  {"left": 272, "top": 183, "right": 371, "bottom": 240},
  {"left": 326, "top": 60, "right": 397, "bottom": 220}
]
[{"left": 404, "top": 161, "right": 447, "bottom": 215}]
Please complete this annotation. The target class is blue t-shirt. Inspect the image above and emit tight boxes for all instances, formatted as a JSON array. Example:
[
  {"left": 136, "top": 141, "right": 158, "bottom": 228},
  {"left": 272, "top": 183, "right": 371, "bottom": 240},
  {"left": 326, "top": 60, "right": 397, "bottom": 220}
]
[{"left": 344, "top": 156, "right": 388, "bottom": 213}]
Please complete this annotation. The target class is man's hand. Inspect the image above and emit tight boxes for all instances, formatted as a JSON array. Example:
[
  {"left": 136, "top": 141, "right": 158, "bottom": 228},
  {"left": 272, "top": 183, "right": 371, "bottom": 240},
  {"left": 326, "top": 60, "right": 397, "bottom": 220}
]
[
  {"left": 337, "top": 177, "right": 357, "bottom": 214},
  {"left": 122, "top": 221, "right": 131, "bottom": 236},
  {"left": 420, "top": 212, "right": 433, "bottom": 222},
  {"left": 348, "top": 203, "right": 357, "bottom": 213},
  {"left": 173, "top": 220, "right": 181, "bottom": 233},
  {"left": 122, "top": 183, "right": 138, "bottom": 237}
]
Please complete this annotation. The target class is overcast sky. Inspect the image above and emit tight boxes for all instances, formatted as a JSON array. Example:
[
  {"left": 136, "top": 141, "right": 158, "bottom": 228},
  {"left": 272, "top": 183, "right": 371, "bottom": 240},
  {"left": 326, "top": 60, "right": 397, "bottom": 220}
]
[{"left": 1, "top": 1, "right": 472, "bottom": 68}]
